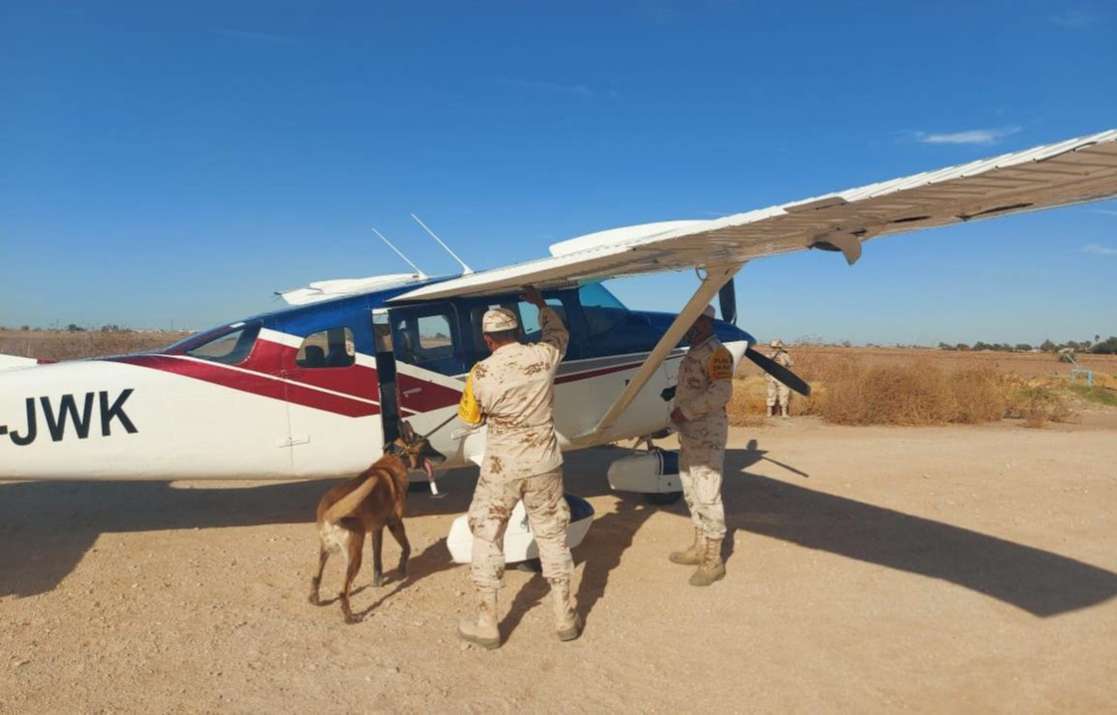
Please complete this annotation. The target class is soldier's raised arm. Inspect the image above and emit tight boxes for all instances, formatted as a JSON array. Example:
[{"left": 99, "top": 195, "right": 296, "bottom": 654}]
[{"left": 522, "top": 286, "right": 569, "bottom": 363}]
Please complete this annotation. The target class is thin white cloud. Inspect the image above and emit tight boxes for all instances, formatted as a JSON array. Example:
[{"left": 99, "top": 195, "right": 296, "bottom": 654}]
[
  {"left": 1051, "top": 10, "right": 1095, "bottom": 29},
  {"left": 913, "top": 126, "right": 1022, "bottom": 146},
  {"left": 1091, "top": 208, "right": 1117, "bottom": 216},
  {"left": 1082, "top": 243, "right": 1117, "bottom": 256}
]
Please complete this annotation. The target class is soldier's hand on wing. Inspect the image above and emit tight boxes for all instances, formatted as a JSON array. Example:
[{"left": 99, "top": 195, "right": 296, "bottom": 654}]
[
  {"left": 521, "top": 285, "right": 546, "bottom": 308},
  {"left": 670, "top": 407, "right": 688, "bottom": 423}
]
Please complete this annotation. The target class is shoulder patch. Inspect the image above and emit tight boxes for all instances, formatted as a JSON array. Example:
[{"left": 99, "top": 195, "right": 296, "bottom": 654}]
[
  {"left": 457, "top": 369, "right": 483, "bottom": 425},
  {"left": 707, "top": 347, "right": 734, "bottom": 381}
]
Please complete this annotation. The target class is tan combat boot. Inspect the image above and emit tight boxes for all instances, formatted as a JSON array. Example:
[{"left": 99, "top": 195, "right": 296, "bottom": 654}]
[
  {"left": 780, "top": 404, "right": 790, "bottom": 418},
  {"left": 669, "top": 527, "right": 703, "bottom": 565},
  {"left": 688, "top": 537, "right": 726, "bottom": 587},
  {"left": 550, "top": 578, "right": 583, "bottom": 642},
  {"left": 458, "top": 588, "right": 500, "bottom": 649}
]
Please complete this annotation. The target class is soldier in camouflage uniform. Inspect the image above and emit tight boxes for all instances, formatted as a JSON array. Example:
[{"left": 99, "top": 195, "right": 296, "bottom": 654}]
[
  {"left": 765, "top": 339, "right": 793, "bottom": 417},
  {"left": 455, "top": 286, "right": 580, "bottom": 649},
  {"left": 669, "top": 305, "right": 734, "bottom": 587}
]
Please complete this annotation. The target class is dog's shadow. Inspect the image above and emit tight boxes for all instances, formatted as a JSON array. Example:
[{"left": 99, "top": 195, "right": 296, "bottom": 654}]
[{"left": 349, "top": 540, "right": 456, "bottom": 621}]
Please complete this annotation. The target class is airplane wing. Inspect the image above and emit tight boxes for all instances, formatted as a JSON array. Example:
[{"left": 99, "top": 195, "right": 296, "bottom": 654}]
[
  {"left": 389, "top": 128, "right": 1117, "bottom": 442},
  {"left": 392, "top": 128, "right": 1117, "bottom": 302}
]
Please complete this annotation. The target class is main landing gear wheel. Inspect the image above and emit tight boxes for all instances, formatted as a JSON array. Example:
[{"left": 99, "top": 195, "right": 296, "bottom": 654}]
[
  {"left": 515, "top": 558, "right": 543, "bottom": 573},
  {"left": 646, "top": 491, "right": 683, "bottom": 506}
]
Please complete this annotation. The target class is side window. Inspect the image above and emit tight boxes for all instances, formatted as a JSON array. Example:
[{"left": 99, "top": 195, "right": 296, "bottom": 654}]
[
  {"left": 181, "top": 324, "right": 260, "bottom": 365},
  {"left": 296, "top": 327, "right": 355, "bottom": 368},
  {"left": 418, "top": 314, "right": 453, "bottom": 351},
  {"left": 392, "top": 306, "right": 464, "bottom": 375},
  {"left": 519, "top": 298, "right": 566, "bottom": 342}
]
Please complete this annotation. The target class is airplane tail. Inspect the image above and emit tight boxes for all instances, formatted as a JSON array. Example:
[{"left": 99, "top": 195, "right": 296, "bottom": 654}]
[{"left": 0, "top": 353, "right": 40, "bottom": 371}]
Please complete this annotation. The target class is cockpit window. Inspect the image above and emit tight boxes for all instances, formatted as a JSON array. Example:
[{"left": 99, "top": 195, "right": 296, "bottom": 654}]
[{"left": 167, "top": 322, "right": 261, "bottom": 365}]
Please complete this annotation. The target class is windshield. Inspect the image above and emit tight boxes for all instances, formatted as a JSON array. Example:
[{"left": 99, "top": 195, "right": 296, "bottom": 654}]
[
  {"left": 165, "top": 322, "right": 261, "bottom": 365},
  {"left": 578, "top": 283, "right": 627, "bottom": 311}
]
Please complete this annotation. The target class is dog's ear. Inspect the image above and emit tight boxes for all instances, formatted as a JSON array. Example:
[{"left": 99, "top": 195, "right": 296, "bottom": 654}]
[{"left": 399, "top": 420, "right": 416, "bottom": 443}]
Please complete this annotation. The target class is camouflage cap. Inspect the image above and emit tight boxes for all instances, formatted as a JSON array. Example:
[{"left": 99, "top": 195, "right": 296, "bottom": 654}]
[
  {"left": 482, "top": 307, "right": 519, "bottom": 333},
  {"left": 770, "top": 338, "right": 784, "bottom": 348}
]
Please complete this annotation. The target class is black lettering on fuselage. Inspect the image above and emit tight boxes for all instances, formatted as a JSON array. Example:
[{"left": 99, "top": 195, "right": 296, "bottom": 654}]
[
  {"left": 41, "top": 393, "right": 95, "bottom": 442},
  {"left": 5, "top": 390, "right": 137, "bottom": 447},
  {"left": 9, "top": 397, "right": 38, "bottom": 446},
  {"left": 100, "top": 389, "right": 137, "bottom": 436}
]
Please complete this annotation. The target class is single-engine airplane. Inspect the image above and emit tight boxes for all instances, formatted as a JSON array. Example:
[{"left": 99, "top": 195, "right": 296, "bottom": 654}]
[{"left": 3, "top": 130, "right": 1116, "bottom": 507}]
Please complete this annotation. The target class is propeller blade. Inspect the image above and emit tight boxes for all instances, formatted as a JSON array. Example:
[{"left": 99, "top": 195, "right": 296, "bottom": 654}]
[
  {"left": 745, "top": 347, "right": 811, "bottom": 397},
  {"left": 718, "top": 279, "right": 737, "bottom": 325}
]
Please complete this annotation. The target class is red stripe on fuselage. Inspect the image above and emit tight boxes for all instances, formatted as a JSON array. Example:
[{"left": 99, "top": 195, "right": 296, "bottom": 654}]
[
  {"left": 554, "top": 360, "right": 646, "bottom": 384},
  {"left": 110, "top": 355, "right": 379, "bottom": 418}
]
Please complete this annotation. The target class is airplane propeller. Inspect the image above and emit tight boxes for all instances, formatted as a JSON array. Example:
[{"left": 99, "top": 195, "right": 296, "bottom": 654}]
[
  {"left": 744, "top": 346, "right": 812, "bottom": 397},
  {"left": 717, "top": 276, "right": 810, "bottom": 396},
  {"left": 718, "top": 279, "right": 737, "bottom": 325}
]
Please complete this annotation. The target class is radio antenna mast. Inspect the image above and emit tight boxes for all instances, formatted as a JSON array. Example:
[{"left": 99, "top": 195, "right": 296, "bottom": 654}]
[
  {"left": 411, "top": 213, "right": 474, "bottom": 275},
  {"left": 371, "top": 227, "right": 428, "bottom": 278}
]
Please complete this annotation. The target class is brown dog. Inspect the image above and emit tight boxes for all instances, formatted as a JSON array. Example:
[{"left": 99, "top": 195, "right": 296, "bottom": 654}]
[{"left": 309, "top": 422, "right": 445, "bottom": 623}]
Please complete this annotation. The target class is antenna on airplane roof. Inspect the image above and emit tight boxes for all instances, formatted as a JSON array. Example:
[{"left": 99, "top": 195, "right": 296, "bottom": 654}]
[
  {"left": 371, "top": 227, "right": 428, "bottom": 278},
  {"left": 410, "top": 212, "right": 474, "bottom": 275}
]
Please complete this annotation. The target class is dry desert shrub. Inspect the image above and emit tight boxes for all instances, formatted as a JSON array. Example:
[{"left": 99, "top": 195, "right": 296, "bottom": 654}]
[
  {"left": 0, "top": 330, "right": 188, "bottom": 361},
  {"left": 1004, "top": 382, "right": 1074, "bottom": 428},
  {"left": 728, "top": 377, "right": 768, "bottom": 426},
  {"left": 816, "top": 362, "right": 1043, "bottom": 426}
]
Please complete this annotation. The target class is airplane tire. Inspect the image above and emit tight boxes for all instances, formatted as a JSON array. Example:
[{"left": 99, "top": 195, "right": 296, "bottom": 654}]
[
  {"left": 515, "top": 558, "right": 543, "bottom": 573},
  {"left": 646, "top": 491, "right": 683, "bottom": 506}
]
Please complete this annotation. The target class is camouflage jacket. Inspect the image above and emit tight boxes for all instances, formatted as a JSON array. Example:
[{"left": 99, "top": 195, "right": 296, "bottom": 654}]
[
  {"left": 672, "top": 336, "right": 733, "bottom": 449},
  {"left": 765, "top": 349, "right": 792, "bottom": 385},
  {"left": 458, "top": 307, "right": 569, "bottom": 480}
]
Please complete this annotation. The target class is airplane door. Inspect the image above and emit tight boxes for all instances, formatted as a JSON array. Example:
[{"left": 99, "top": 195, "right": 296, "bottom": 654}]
[
  {"left": 282, "top": 320, "right": 383, "bottom": 478},
  {"left": 371, "top": 309, "right": 400, "bottom": 443},
  {"left": 385, "top": 302, "right": 470, "bottom": 465}
]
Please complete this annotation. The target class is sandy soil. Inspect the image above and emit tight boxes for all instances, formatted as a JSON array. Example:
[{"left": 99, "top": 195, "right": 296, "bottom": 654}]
[{"left": 3, "top": 416, "right": 1116, "bottom": 713}]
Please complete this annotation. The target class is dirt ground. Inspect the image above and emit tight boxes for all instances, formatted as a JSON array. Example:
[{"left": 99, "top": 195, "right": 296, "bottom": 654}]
[{"left": 3, "top": 414, "right": 1117, "bottom": 713}]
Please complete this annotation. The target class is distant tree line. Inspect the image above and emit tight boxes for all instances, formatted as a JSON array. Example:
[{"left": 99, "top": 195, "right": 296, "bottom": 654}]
[
  {"left": 938, "top": 336, "right": 1117, "bottom": 355},
  {"left": 0, "top": 324, "right": 138, "bottom": 333}
]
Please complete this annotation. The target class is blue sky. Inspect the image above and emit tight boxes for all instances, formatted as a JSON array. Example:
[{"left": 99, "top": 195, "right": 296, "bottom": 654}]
[{"left": 2, "top": 1, "right": 1115, "bottom": 344}]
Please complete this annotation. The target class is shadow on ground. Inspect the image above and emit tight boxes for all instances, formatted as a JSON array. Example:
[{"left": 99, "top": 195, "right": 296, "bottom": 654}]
[{"left": 3, "top": 442, "right": 1116, "bottom": 619}]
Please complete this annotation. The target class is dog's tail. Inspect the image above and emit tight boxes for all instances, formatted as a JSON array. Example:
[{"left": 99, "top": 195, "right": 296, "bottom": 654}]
[{"left": 322, "top": 460, "right": 399, "bottom": 524}]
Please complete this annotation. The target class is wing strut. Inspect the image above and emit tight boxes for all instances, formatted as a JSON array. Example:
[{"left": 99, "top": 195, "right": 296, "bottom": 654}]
[{"left": 576, "top": 261, "right": 744, "bottom": 443}]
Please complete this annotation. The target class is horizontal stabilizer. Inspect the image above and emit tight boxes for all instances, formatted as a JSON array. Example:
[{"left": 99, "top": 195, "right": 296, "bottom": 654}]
[{"left": 0, "top": 353, "right": 39, "bottom": 371}]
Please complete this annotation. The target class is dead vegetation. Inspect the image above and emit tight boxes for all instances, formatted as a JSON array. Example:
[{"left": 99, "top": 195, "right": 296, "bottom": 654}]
[
  {"left": 0, "top": 329, "right": 189, "bottom": 362},
  {"left": 730, "top": 349, "right": 1098, "bottom": 429}
]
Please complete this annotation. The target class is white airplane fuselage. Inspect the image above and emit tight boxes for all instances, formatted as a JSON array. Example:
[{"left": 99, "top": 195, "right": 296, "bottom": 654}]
[{"left": 0, "top": 282, "right": 751, "bottom": 481}]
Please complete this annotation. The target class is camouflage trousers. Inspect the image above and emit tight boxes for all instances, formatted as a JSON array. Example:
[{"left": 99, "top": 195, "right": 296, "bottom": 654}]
[
  {"left": 467, "top": 468, "right": 573, "bottom": 591},
  {"left": 679, "top": 441, "right": 727, "bottom": 539},
  {"left": 766, "top": 379, "right": 791, "bottom": 408}
]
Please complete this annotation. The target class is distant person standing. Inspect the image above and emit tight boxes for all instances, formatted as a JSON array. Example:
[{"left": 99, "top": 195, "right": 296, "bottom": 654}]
[{"left": 766, "top": 339, "right": 793, "bottom": 418}]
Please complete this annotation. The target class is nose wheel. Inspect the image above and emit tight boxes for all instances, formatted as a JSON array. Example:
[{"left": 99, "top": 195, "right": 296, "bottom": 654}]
[{"left": 646, "top": 491, "right": 683, "bottom": 506}]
